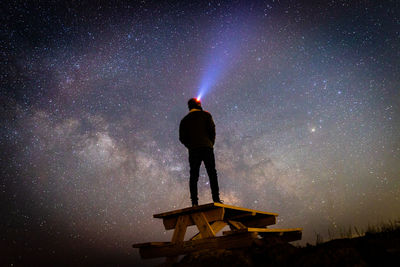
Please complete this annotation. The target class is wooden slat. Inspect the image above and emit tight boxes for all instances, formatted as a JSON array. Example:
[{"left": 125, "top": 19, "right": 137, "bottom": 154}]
[
  {"left": 191, "top": 212, "right": 215, "bottom": 238},
  {"left": 154, "top": 203, "right": 278, "bottom": 219},
  {"left": 213, "top": 203, "right": 279, "bottom": 216},
  {"left": 228, "top": 220, "right": 246, "bottom": 230},
  {"left": 215, "top": 203, "right": 278, "bottom": 217},
  {"left": 238, "top": 215, "right": 276, "bottom": 228},
  {"left": 154, "top": 203, "right": 217, "bottom": 218},
  {"left": 256, "top": 228, "right": 302, "bottom": 240},
  {"left": 156, "top": 203, "right": 279, "bottom": 230},
  {"left": 224, "top": 227, "right": 302, "bottom": 234},
  {"left": 223, "top": 228, "right": 302, "bottom": 242},
  {"left": 259, "top": 231, "right": 302, "bottom": 242},
  {"left": 138, "top": 232, "right": 258, "bottom": 259},
  {"left": 162, "top": 207, "right": 224, "bottom": 230},
  {"left": 190, "top": 220, "right": 227, "bottom": 240}
]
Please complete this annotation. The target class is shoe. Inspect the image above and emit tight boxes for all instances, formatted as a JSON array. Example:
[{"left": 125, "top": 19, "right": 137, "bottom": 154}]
[
  {"left": 214, "top": 199, "right": 224, "bottom": 204},
  {"left": 192, "top": 202, "right": 198, "bottom": 207}
]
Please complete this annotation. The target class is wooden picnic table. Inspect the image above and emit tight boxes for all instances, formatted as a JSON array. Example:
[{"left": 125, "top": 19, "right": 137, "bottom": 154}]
[{"left": 133, "top": 202, "right": 302, "bottom": 262}]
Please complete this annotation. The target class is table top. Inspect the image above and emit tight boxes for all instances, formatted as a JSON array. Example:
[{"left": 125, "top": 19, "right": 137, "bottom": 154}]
[{"left": 153, "top": 202, "right": 279, "bottom": 219}]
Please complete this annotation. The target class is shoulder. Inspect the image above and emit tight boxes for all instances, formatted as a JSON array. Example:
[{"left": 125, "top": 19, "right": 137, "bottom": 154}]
[
  {"left": 201, "top": 110, "right": 213, "bottom": 119},
  {"left": 181, "top": 112, "right": 193, "bottom": 123},
  {"left": 180, "top": 114, "right": 188, "bottom": 123},
  {"left": 202, "top": 110, "right": 212, "bottom": 116}
]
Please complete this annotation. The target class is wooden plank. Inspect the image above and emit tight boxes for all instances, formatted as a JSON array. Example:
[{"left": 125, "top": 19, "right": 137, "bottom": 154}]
[
  {"left": 238, "top": 215, "right": 276, "bottom": 228},
  {"left": 171, "top": 215, "right": 190, "bottom": 243},
  {"left": 190, "top": 221, "right": 227, "bottom": 240},
  {"left": 154, "top": 202, "right": 278, "bottom": 219},
  {"left": 259, "top": 231, "right": 302, "bottom": 242},
  {"left": 223, "top": 228, "right": 303, "bottom": 243},
  {"left": 257, "top": 228, "right": 302, "bottom": 243},
  {"left": 157, "top": 203, "right": 279, "bottom": 230},
  {"left": 138, "top": 232, "right": 258, "bottom": 259},
  {"left": 162, "top": 207, "right": 224, "bottom": 230},
  {"left": 191, "top": 212, "right": 215, "bottom": 238},
  {"left": 228, "top": 212, "right": 256, "bottom": 220},
  {"left": 154, "top": 203, "right": 217, "bottom": 218},
  {"left": 214, "top": 203, "right": 278, "bottom": 217},
  {"left": 228, "top": 220, "right": 246, "bottom": 230},
  {"left": 224, "top": 227, "right": 302, "bottom": 234}
]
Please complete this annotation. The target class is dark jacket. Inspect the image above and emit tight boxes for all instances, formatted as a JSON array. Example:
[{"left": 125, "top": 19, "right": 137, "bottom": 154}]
[{"left": 179, "top": 109, "right": 216, "bottom": 149}]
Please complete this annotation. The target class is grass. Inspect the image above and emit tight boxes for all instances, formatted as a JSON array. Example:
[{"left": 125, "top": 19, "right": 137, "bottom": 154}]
[
  {"left": 315, "top": 219, "right": 400, "bottom": 244},
  {"left": 365, "top": 219, "right": 400, "bottom": 234}
]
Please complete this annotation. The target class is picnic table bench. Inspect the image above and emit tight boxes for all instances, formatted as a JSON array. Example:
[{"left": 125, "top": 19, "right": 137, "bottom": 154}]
[{"left": 133, "top": 202, "right": 302, "bottom": 262}]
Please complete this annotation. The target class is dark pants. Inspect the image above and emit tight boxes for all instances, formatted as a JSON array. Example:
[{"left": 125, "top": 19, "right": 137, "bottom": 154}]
[{"left": 189, "top": 147, "right": 220, "bottom": 204}]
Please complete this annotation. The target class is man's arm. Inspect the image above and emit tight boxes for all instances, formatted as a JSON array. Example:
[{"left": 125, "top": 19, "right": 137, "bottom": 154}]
[
  {"left": 179, "top": 119, "right": 188, "bottom": 147},
  {"left": 208, "top": 114, "right": 216, "bottom": 145}
]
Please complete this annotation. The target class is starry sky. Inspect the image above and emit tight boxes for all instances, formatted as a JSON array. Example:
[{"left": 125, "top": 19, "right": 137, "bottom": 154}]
[{"left": 1, "top": 0, "right": 399, "bottom": 265}]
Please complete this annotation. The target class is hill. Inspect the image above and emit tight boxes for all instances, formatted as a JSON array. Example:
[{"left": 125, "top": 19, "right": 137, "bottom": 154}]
[{"left": 176, "top": 227, "right": 400, "bottom": 267}]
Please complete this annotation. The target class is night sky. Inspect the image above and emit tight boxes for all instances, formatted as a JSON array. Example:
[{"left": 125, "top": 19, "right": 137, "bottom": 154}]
[{"left": 1, "top": 1, "right": 399, "bottom": 265}]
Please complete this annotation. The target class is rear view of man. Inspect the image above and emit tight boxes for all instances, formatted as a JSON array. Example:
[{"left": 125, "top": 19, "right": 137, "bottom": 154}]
[{"left": 179, "top": 98, "right": 222, "bottom": 207}]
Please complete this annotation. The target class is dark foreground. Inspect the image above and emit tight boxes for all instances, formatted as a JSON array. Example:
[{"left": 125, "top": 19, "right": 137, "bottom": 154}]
[
  {"left": 2, "top": 227, "right": 399, "bottom": 266},
  {"left": 176, "top": 228, "right": 400, "bottom": 267}
]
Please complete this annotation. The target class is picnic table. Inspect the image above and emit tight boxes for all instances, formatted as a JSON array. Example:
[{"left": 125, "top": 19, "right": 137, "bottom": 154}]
[{"left": 133, "top": 202, "right": 302, "bottom": 262}]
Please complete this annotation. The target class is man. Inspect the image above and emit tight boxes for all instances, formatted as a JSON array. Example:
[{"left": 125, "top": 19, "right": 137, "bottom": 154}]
[{"left": 179, "top": 98, "right": 222, "bottom": 207}]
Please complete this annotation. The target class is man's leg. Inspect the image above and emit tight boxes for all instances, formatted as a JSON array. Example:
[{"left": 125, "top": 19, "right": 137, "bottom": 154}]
[
  {"left": 203, "top": 148, "right": 220, "bottom": 202},
  {"left": 189, "top": 149, "right": 202, "bottom": 206}
]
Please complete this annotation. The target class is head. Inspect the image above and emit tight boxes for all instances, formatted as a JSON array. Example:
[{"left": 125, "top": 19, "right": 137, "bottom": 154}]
[{"left": 187, "top": 98, "right": 202, "bottom": 111}]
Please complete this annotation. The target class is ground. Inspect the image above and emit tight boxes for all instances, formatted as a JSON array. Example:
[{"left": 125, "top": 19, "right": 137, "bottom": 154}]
[{"left": 176, "top": 228, "right": 400, "bottom": 267}]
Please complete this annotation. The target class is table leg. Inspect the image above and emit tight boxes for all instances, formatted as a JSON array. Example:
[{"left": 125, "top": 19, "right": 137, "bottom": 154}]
[{"left": 166, "top": 215, "right": 190, "bottom": 264}]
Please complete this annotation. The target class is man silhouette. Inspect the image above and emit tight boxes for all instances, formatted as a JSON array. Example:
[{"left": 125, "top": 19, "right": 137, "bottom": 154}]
[{"left": 179, "top": 98, "right": 222, "bottom": 207}]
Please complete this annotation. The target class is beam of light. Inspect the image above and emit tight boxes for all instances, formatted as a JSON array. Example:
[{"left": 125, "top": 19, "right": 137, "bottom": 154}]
[{"left": 196, "top": 25, "right": 246, "bottom": 101}]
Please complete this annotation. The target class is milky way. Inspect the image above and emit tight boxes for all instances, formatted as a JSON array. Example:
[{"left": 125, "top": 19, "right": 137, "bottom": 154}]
[{"left": 1, "top": 1, "right": 399, "bottom": 265}]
